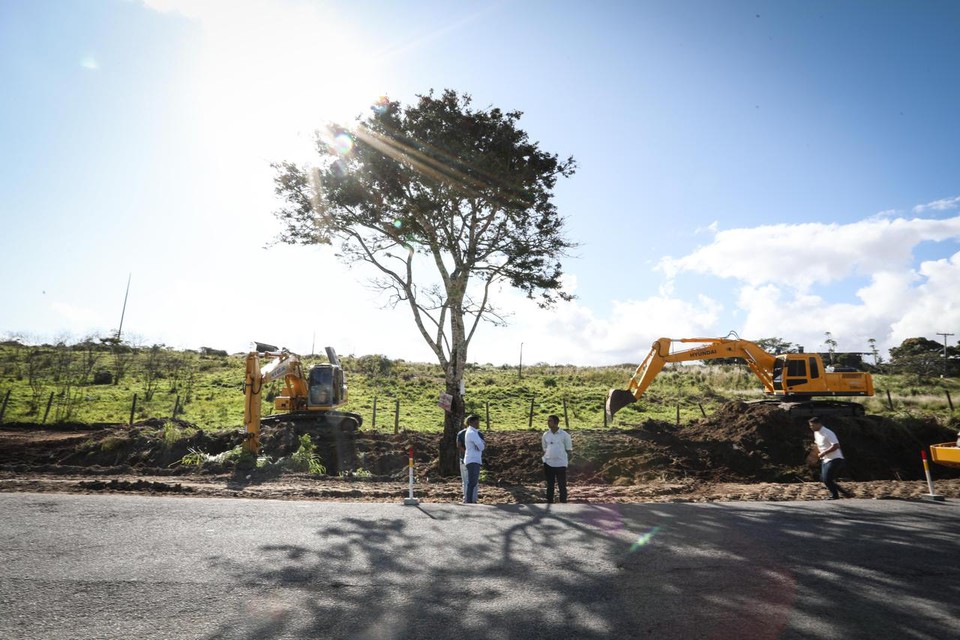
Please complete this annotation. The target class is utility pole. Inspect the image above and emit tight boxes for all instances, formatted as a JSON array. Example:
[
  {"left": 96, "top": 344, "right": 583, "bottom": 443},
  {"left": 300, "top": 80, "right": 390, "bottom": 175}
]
[
  {"left": 116, "top": 273, "right": 132, "bottom": 342},
  {"left": 936, "top": 332, "right": 954, "bottom": 377}
]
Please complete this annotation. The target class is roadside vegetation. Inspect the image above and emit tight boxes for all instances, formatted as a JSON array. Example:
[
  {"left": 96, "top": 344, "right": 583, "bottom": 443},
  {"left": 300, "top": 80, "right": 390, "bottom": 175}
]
[{"left": 0, "top": 337, "right": 957, "bottom": 432}]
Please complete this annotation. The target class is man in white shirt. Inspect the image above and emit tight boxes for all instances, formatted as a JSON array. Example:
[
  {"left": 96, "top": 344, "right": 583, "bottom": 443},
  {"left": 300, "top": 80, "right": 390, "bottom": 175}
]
[
  {"left": 542, "top": 414, "right": 573, "bottom": 504},
  {"left": 809, "top": 416, "right": 851, "bottom": 499},
  {"left": 456, "top": 422, "right": 468, "bottom": 503},
  {"left": 463, "top": 414, "right": 485, "bottom": 504}
]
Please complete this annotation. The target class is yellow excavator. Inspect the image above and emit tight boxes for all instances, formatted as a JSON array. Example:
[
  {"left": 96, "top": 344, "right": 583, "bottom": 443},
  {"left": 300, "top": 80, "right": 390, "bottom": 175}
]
[
  {"left": 242, "top": 342, "right": 361, "bottom": 454},
  {"left": 607, "top": 336, "right": 875, "bottom": 419}
]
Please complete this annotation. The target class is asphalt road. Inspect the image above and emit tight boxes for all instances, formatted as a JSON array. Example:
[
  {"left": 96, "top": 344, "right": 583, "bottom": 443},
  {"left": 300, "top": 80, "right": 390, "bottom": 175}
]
[{"left": 1, "top": 493, "right": 958, "bottom": 640}]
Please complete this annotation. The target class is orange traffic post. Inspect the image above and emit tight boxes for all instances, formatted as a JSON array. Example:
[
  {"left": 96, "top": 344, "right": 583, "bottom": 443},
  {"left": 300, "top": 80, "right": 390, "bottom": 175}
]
[
  {"left": 403, "top": 445, "right": 419, "bottom": 506},
  {"left": 920, "top": 450, "right": 945, "bottom": 502}
]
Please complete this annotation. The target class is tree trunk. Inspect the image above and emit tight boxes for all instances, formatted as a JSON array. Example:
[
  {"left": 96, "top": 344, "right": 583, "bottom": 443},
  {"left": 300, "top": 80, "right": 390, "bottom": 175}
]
[
  {"left": 438, "top": 312, "right": 468, "bottom": 477},
  {"left": 439, "top": 382, "right": 464, "bottom": 476}
]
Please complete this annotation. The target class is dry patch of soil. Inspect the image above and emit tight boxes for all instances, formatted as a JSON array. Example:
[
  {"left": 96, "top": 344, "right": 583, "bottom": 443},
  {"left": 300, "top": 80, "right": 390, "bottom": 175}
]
[{"left": 2, "top": 403, "right": 958, "bottom": 504}]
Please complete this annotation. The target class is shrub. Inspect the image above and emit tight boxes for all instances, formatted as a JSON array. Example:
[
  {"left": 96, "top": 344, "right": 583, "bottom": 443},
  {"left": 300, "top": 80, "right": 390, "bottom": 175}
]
[{"left": 288, "top": 434, "right": 327, "bottom": 475}]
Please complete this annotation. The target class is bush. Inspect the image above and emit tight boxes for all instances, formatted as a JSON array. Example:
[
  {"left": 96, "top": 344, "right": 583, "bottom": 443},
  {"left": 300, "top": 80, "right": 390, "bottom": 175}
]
[
  {"left": 288, "top": 434, "right": 327, "bottom": 475},
  {"left": 93, "top": 369, "right": 113, "bottom": 385}
]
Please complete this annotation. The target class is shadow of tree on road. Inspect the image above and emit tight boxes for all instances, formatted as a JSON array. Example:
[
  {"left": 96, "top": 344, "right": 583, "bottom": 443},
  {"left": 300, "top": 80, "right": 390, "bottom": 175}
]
[{"left": 202, "top": 501, "right": 960, "bottom": 640}]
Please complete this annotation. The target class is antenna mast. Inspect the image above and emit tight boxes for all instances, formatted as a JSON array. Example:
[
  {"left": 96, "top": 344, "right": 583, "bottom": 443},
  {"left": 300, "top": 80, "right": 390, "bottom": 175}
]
[{"left": 116, "top": 273, "right": 132, "bottom": 341}]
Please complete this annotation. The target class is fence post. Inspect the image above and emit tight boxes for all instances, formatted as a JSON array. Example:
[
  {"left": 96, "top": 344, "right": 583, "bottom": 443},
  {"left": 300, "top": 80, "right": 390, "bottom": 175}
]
[
  {"left": 43, "top": 392, "right": 54, "bottom": 424},
  {"left": 528, "top": 397, "right": 535, "bottom": 428},
  {"left": 129, "top": 393, "right": 137, "bottom": 427},
  {"left": 394, "top": 398, "right": 400, "bottom": 434},
  {"left": 562, "top": 398, "right": 569, "bottom": 429},
  {"left": 698, "top": 402, "right": 706, "bottom": 417},
  {"left": 172, "top": 395, "right": 180, "bottom": 419},
  {"left": 372, "top": 396, "right": 378, "bottom": 430},
  {"left": 886, "top": 389, "right": 894, "bottom": 410},
  {"left": 676, "top": 402, "right": 681, "bottom": 426},
  {"left": 603, "top": 398, "right": 608, "bottom": 428},
  {"left": 0, "top": 389, "right": 10, "bottom": 423},
  {"left": 946, "top": 389, "right": 954, "bottom": 412},
  {"left": 485, "top": 401, "right": 490, "bottom": 430}
]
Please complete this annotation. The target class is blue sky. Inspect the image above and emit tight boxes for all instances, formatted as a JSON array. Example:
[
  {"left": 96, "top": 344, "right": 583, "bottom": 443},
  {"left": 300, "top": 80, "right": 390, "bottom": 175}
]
[{"left": 1, "top": 0, "right": 959, "bottom": 365}]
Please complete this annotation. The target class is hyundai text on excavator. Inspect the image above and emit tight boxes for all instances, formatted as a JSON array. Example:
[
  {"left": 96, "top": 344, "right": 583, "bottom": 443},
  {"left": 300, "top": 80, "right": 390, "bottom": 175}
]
[
  {"left": 242, "top": 343, "right": 362, "bottom": 455},
  {"left": 606, "top": 336, "right": 875, "bottom": 420}
]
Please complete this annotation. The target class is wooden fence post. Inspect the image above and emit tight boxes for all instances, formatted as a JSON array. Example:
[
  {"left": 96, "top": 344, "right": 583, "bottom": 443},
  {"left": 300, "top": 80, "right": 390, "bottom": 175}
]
[
  {"left": 947, "top": 389, "right": 954, "bottom": 412},
  {"left": 603, "top": 398, "right": 607, "bottom": 428},
  {"left": 0, "top": 390, "right": 10, "bottom": 423},
  {"left": 698, "top": 402, "right": 706, "bottom": 417},
  {"left": 172, "top": 395, "right": 180, "bottom": 419},
  {"left": 372, "top": 396, "right": 378, "bottom": 430},
  {"left": 394, "top": 398, "right": 400, "bottom": 434},
  {"left": 528, "top": 397, "right": 535, "bottom": 428},
  {"left": 129, "top": 393, "right": 137, "bottom": 427},
  {"left": 676, "top": 402, "right": 681, "bottom": 426},
  {"left": 885, "top": 389, "right": 894, "bottom": 410},
  {"left": 485, "top": 401, "right": 490, "bottom": 430},
  {"left": 562, "top": 398, "right": 569, "bottom": 429},
  {"left": 42, "top": 392, "right": 54, "bottom": 424}
]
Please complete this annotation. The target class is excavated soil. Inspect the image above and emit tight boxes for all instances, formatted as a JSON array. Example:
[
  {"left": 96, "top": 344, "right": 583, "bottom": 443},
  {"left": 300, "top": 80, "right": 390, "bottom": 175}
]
[{"left": 2, "top": 403, "right": 959, "bottom": 503}]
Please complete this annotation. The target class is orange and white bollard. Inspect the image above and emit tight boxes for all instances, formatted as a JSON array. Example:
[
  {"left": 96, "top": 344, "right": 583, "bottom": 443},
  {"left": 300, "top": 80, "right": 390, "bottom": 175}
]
[
  {"left": 403, "top": 445, "right": 419, "bottom": 506},
  {"left": 921, "top": 450, "right": 945, "bottom": 502}
]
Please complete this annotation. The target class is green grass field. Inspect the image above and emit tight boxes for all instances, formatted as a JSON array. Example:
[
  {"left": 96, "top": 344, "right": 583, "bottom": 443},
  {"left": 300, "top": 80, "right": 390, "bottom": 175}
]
[{"left": 1, "top": 342, "right": 957, "bottom": 431}]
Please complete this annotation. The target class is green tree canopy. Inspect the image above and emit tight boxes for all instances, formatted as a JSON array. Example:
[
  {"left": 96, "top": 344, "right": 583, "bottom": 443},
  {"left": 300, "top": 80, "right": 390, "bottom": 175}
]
[
  {"left": 889, "top": 337, "right": 955, "bottom": 378},
  {"left": 272, "top": 90, "right": 576, "bottom": 474}
]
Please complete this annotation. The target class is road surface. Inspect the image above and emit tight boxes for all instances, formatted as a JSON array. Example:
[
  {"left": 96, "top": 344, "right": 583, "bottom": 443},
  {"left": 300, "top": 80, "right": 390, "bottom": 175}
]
[{"left": 1, "top": 493, "right": 958, "bottom": 639}]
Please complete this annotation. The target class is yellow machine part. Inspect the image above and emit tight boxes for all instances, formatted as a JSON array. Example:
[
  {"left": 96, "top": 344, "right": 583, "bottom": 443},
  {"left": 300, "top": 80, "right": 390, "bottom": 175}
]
[{"left": 930, "top": 443, "right": 960, "bottom": 468}]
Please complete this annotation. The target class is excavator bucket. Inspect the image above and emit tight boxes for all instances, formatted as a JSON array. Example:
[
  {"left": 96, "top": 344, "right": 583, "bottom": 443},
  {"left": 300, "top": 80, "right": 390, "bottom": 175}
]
[{"left": 606, "top": 389, "right": 637, "bottom": 419}]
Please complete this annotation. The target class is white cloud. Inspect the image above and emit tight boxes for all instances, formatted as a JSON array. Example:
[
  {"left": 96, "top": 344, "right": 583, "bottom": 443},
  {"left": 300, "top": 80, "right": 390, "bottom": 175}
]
[
  {"left": 657, "top": 216, "right": 960, "bottom": 291},
  {"left": 913, "top": 195, "right": 960, "bottom": 214},
  {"left": 888, "top": 251, "right": 960, "bottom": 344}
]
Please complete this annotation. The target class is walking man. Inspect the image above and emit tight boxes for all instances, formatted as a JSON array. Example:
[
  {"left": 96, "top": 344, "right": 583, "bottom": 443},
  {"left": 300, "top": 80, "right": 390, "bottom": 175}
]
[
  {"left": 542, "top": 414, "right": 573, "bottom": 503},
  {"left": 463, "top": 414, "right": 485, "bottom": 504},
  {"left": 809, "top": 416, "right": 851, "bottom": 499}
]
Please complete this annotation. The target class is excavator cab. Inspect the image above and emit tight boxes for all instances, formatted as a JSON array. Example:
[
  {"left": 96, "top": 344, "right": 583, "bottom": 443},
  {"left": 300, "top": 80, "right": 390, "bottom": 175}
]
[
  {"left": 308, "top": 365, "right": 344, "bottom": 408},
  {"left": 306, "top": 347, "right": 347, "bottom": 410}
]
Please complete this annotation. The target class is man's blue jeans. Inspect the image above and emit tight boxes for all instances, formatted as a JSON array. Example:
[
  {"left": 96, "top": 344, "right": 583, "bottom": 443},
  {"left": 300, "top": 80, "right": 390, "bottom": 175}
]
[
  {"left": 821, "top": 458, "right": 845, "bottom": 498},
  {"left": 459, "top": 460, "right": 469, "bottom": 502},
  {"left": 465, "top": 462, "right": 481, "bottom": 503}
]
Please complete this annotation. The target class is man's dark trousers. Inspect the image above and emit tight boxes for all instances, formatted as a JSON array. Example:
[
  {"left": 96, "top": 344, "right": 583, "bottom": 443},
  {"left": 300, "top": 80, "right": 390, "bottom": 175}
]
[{"left": 544, "top": 463, "right": 567, "bottom": 503}]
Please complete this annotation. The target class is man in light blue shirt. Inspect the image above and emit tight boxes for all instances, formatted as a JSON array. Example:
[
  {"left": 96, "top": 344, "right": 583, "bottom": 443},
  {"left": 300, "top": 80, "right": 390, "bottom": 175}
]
[
  {"left": 456, "top": 422, "right": 468, "bottom": 502},
  {"left": 463, "top": 414, "right": 485, "bottom": 504}
]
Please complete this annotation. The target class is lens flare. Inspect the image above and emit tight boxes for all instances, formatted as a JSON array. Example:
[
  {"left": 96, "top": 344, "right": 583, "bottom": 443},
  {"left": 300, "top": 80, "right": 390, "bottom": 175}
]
[
  {"left": 372, "top": 95, "right": 390, "bottom": 114},
  {"left": 629, "top": 526, "right": 661, "bottom": 553},
  {"left": 333, "top": 133, "right": 354, "bottom": 155},
  {"left": 393, "top": 219, "right": 403, "bottom": 229}
]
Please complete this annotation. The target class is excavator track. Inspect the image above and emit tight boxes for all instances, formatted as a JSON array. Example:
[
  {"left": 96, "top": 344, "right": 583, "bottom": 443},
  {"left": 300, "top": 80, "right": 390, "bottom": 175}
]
[
  {"left": 261, "top": 410, "right": 363, "bottom": 430},
  {"left": 748, "top": 399, "right": 866, "bottom": 417}
]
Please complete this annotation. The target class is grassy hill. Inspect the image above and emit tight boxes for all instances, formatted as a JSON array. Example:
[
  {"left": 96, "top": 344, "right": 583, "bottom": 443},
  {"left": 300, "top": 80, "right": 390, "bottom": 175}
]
[{"left": 1, "top": 341, "right": 957, "bottom": 432}]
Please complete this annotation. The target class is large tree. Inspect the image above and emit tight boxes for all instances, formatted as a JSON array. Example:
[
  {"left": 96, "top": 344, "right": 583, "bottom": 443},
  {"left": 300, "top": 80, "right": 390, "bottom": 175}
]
[
  {"left": 272, "top": 90, "right": 576, "bottom": 474},
  {"left": 889, "top": 336, "right": 957, "bottom": 378}
]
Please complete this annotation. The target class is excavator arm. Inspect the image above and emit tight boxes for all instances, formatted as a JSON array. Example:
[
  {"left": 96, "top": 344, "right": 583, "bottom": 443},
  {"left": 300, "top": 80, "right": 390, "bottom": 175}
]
[
  {"left": 606, "top": 337, "right": 779, "bottom": 418},
  {"left": 242, "top": 347, "right": 305, "bottom": 454}
]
